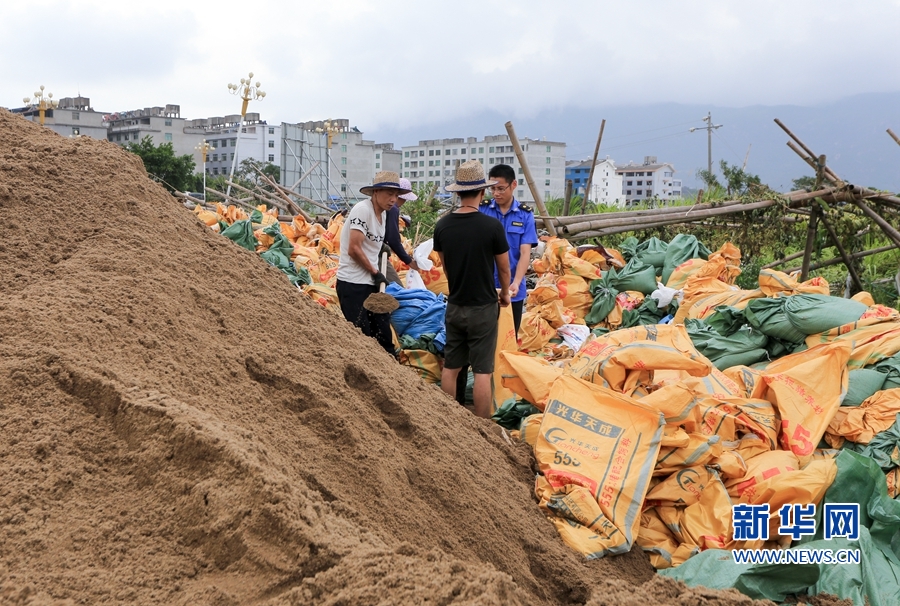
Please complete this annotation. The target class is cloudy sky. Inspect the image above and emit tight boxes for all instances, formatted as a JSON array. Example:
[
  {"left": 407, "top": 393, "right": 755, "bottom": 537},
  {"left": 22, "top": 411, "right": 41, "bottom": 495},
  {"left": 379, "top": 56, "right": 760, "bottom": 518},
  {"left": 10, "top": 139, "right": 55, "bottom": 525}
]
[{"left": 4, "top": 0, "right": 899, "bottom": 139}]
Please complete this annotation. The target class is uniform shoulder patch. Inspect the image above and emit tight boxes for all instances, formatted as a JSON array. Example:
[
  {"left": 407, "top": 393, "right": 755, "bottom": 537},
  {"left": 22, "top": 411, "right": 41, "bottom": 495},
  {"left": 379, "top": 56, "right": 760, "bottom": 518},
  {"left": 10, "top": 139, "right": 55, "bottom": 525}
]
[
  {"left": 518, "top": 203, "right": 533, "bottom": 213},
  {"left": 480, "top": 199, "right": 490, "bottom": 206}
]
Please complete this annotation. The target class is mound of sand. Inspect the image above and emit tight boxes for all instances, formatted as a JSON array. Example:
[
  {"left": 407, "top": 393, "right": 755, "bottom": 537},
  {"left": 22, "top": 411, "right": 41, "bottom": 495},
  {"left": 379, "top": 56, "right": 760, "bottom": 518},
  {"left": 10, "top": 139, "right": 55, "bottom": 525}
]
[{"left": 0, "top": 111, "right": 769, "bottom": 605}]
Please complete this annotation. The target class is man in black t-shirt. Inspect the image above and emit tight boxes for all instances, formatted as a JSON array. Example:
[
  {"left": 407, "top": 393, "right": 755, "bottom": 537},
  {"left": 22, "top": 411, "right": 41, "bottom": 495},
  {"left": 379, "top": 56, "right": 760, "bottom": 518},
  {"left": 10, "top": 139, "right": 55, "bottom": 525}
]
[{"left": 433, "top": 160, "right": 511, "bottom": 419}]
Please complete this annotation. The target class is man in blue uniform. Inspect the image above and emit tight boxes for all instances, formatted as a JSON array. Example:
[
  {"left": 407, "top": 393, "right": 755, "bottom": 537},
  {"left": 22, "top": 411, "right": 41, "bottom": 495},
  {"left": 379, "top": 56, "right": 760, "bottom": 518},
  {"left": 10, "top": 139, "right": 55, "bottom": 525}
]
[{"left": 480, "top": 164, "right": 539, "bottom": 335}]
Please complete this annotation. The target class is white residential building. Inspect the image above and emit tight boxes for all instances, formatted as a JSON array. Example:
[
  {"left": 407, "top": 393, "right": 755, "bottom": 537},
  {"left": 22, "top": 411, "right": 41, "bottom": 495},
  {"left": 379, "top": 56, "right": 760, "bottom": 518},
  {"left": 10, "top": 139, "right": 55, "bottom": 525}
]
[
  {"left": 104, "top": 104, "right": 206, "bottom": 167},
  {"left": 616, "top": 156, "right": 682, "bottom": 204},
  {"left": 280, "top": 119, "right": 402, "bottom": 204},
  {"left": 588, "top": 158, "right": 625, "bottom": 207},
  {"left": 185, "top": 113, "right": 281, "bottom": 179},
  {"left": 400, "top": 134, "right": 566, "bottom": 203}
]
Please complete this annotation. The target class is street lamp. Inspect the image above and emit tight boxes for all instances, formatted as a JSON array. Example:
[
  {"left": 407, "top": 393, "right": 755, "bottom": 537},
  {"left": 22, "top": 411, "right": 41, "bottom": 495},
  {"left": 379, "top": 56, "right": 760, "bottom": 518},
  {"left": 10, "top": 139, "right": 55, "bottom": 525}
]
[
  {"left": 23, "top": 85, "right": 58, "bottom": 126},
  {"left": 315, "top": 119, "right": 342, "bottom": 202},
  {"left": 225, "top": 72, "right": 266, "bottom": 196},
  {"left": 195, "top": 139, "right": 212, "bottom": 201}
]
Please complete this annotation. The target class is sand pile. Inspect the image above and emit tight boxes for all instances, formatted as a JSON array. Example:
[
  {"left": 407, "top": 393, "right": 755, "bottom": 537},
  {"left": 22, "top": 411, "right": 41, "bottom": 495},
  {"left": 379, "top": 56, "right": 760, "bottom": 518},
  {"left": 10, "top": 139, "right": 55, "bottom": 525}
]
[{"left": 0, "top": 111, "right": 767, "bottom": 605}]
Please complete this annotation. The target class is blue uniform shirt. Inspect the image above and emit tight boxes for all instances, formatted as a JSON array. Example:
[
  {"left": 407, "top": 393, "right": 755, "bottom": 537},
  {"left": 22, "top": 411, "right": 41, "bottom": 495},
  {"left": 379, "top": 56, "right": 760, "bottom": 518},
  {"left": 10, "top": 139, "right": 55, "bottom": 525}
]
[{"left": 479, "top": 198, "right": 539, "bottom": 302}]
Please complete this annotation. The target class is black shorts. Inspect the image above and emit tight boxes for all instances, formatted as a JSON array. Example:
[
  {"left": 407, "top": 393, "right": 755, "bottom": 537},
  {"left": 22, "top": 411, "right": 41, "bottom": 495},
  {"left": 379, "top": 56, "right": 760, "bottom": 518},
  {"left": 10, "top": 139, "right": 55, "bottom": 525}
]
[{"left": 444, "top": 301, "right": 499, "bottom": 374}]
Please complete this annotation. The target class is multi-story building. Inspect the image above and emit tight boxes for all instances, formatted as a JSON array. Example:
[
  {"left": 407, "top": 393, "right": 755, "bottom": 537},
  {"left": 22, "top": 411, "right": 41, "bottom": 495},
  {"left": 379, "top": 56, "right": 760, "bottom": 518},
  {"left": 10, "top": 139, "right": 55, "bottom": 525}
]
[
  {"left": 616, "top": 156, "right": 682, "bottom": 204},
  {"left": 565, "top": 160, "right": 593, "bottom": 195},
  {"left": 400, "top": 134, "right": 566, "bottom": 203},
  {"left": 185, "top": 113, "right": 281, "bottom": 179},
  {"left": 16, "top": 96, "right": 109, "bottom": 140},
  {"left": 565, "top": 157, "right": 626, "bottom": 207},
  {"left": 104, "top": 104, "right": 209, "bottom": 169},
  {"left": 280, "top": 119, "right": 402, "bottom": 204}
]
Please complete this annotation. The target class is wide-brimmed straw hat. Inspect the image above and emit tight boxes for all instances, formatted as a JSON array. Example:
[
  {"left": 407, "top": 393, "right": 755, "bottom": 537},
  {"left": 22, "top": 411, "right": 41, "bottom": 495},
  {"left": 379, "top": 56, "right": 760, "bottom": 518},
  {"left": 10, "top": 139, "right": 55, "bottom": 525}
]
[
  {"left": 398, "top": 177, "right": 418, "bottom": 201},
  {"left": 445, "top": 160, "right": 497, "bottom": 192},
  {"left": 359, "top": 171, "right": 412, "bottom": 197}
]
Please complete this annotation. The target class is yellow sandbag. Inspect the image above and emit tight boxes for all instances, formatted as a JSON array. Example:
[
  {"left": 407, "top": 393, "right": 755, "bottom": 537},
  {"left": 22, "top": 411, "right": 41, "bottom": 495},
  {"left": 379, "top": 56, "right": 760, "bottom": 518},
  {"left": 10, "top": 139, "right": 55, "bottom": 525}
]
[
  {"left": 638, "top": 509, "right": 695, "bottom": 569},
  {"left": 674, "top": 258, "right": 762, "bottom": 323},
  {"left": 193, "top": 205, "right": 220, "bottom": 226},
  {"left": 646, "top": 464, "right": 721, "bottom": 507},
  {"left": 807, "top": 319, "right": 900, "bottom": 369},
  {"left": 655, "top": 470, "right": 733, "bottom": 552},
  {"left": 707, "top": 241, "right": 742, "bottom": 285},
  {"left": 654, "top": 433, "right": 725, "bottom": 475},
  {"left": 757, "top": 268, "right": 829, "bottom": 296},
  {"left": 498, "top": 351, "right": 563, "bottom": 409},
  {"left": 519, "top": 311, "right": 556, "bottom": 352},
  {"left": 492, "top": 305, "right": 518, "bottom": 415},
  {"left": 317, "top": 255, "right": 340, "bottom": 288},
  {"left": 759, "top": 341, "right": 850, "bottom": 466},
  {"left": 724, "top": 449, "right": 799, "bottom": 500},
  {"left": 420, "top": 264, "right": 450, "bottom": 297},
  {"left": 887, "top": 468, "right": 900, "bottom": 498},
  {"left": 399, "top": 349, "right": 442, "bottom": 384},
  {"left": 301, "top": 283, "right": 342, "bottom": 315},
  {"left": 527, "top": 281, "right": 566, "bottom": 328},
  {"left": 291, "top": 245, "right": 321, "bottom": 282},
  {"left": 852, "top": 291, "right": 876, "bottom": 306},
  {"left": 825, "top": 388, "right": 900, "bottom": 446},
  {"left": 318, "top": 213, "right": 344, "bottom": 255},
  {"left": 556, "top": 275, "right": 593, "bottom": 320},
  {"left": 665, "top": 258, "right": 708, "bottom": 290},
  {"left": 533, "top": 375, "right": 664, "bottom": 559}
]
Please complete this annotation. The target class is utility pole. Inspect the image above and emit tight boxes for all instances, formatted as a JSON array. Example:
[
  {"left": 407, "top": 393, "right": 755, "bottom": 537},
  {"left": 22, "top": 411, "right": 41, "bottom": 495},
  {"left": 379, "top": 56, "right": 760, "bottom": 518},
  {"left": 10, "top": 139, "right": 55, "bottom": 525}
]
[{"left": 690, "top": 111, "right": 723, "bottom": 174}]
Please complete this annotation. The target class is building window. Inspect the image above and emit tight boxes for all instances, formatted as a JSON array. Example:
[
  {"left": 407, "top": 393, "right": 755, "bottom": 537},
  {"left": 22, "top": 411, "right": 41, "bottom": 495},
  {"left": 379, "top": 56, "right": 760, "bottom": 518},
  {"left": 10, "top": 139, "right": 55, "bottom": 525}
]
[
  {"left": 72, "top": 112, "right": 80, "bottom": 121},
  {"left": 71, "top": 127, "right": 80, "bottom": 135},
  {"left": 626, "top": 172, "right": 634, "bottom": 177},
  {"left": 376, "top": 153, "right": 381, "bottom": 159},
  {"left": 341, "top": 184, "right": 346, "bottom": 192},
  {"left": 405, "top": 162, "right": 410, "bottom": 167},
  {"left": 545, "top": 190, "right": 550, "bottom": 198},
  {"left": 116, "top": 134, "right": 122, "bottom": 141},
  {"left": 445, "top": 160, "right": 451, "bottom": 166},
  {"left": 637, "top": 180, "right": 643, "bottom": 185},
  {"left": 518, "top": 189, "right": 524, "bottom": 197},
  {"left": 213, "top": 168, "right": 219, "bottom": 175},
  {"left": 546, "top": 145, "right": 551, "bottom": 152},
  {"left": 165, "top": 119, "right": 172, "bottom": 126},
  {"left": 518, "top": 167, "right": 523, "bottom": 175},
  {"left": 341, "top": 157, "right": 347, "bottom": 165},
  {"left": 479, "top": 147, "right": 484, "bottom": 153},
  {"left": 637, "top": 190, "right": 643, "bottom": 195},
  {"left": 546, "top": 168, "right": 551, "bottom": 175},
  {"left": 268, "top": 127, "right": 275, "bottom": 134},
  {"left": 376, "top": 163, "right": 380, "bottom": 169},
  {"left": 268, "top": 140, "right": 274, "bottom": 148},
  {"left": 268, "top": 154, "right": 274, "bottom": 162},
  {"left": 647, "top": 180, "right": 652, "bottom": 186},
  {"left": 626, "top": 190, "right": 631, "bottom": 195},
  {"left": 419, "top": 161, "right": 424, "bottom": 167},
  {"left": 341, "top": 170, "right": 347, "bottom": 177},
  {"left": 405, "top": 151, "right": 409, "bottom": 157},
  {"left": 341, "top": 133, "right": 347, "bottom": 139},
  {"left": 471, "top": 148, "right": 476, "bottom": 154},
  {"left": 133, "top": 133, "right": 139, "bottom": 140},
  {"left": 213, "top": 154, "right": 219, "bottom": 161},
  {"left": 445, "top": 149, "right": 450, "bottom": 155},
  {"left": 231, "top": 139, "right": 236, "bottom": 147},
  {"left": 545, "top": 179, "right": 550, "bottom": 186},
  {"left": 230, "top": 153, "right": 234, "bottom": 160},
  {"left": 545, "top": 157, "right": 550, "bottom": 164},
  {"left": 627, "top": 181, "right": 633, "bottom": 186},
  {"left": 428, "top": 150, "right": 434, "bottom": 156},
  {"left": 341, "top": 144, "right": 347, "bottom": 152},
  {"left": 404, "top": 172, "right": 409, "bottom": 177}
]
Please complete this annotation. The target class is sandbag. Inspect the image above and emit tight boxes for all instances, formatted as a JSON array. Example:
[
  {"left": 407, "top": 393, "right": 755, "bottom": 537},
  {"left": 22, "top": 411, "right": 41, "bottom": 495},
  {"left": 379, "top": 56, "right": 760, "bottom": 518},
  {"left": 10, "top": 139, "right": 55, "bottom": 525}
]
[
  {"left": 221, "top": 219, "right": 259, "bottom": 251},
  {"left": 744, "top": 297, "right": 807, "bottom": 344},
  {"left": 662, "top": 234, "right": 711, "bottom": 285},
  {"left": 782, "top": 294, "right": 868, "bottom": 335},
  {"left": 685, "top": 319, "right": 770, "bottom": 371},
  {"left": 844, "top": 368, "right": 888, "bottom": 407},
  {"left": 608, "top": 257, "right": 658, "bottom": 295},
  {"left": 585, "top": 273, "right": 619, "bottom": 326},
  {"left": 635, "top": 237, "right": 668, "bottom": 271}
]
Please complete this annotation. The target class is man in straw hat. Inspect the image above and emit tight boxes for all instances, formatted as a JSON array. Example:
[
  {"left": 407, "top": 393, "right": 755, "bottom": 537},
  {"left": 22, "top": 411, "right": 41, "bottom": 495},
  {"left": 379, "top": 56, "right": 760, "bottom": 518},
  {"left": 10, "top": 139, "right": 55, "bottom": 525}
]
[
  {"left": 434, "top": 160, "right": 511, "bottom": 418},
  {"left": 336, "top": 170, "right": 412, "bottom": 355}
]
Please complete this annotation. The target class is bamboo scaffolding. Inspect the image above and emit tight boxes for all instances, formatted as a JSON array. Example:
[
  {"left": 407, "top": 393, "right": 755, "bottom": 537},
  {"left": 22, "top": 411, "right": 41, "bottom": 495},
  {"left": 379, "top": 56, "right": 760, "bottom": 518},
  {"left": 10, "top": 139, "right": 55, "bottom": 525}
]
[
  {"left": 581, "top": 120, "right": 606, "bottom": 215},
  {"left": 889, "top": 129, "right": 900, "bottom": 147},
  {"left": 505, "top": 121, "right": 557, "bottom": 237},
  {"left": 784, "top": 244, "right": 900, "bottom": 274}
]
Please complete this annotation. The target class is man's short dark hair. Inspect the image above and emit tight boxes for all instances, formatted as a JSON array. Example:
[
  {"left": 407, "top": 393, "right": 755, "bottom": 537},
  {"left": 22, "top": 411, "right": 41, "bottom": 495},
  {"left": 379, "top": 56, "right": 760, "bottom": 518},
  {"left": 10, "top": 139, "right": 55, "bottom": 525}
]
[
  {"left": 488, "top": 164, "right": 516, "bottom": 184},
  {"left": 458, "top": 189, "right": 485, "bottom": 201}
]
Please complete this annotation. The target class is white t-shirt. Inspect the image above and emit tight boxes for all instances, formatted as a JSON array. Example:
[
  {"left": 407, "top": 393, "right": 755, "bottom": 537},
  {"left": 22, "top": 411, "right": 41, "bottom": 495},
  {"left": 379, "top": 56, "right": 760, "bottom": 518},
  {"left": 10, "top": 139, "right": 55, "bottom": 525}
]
[{"left": 337, "top": 199, "right": 386, "bottom": 285}]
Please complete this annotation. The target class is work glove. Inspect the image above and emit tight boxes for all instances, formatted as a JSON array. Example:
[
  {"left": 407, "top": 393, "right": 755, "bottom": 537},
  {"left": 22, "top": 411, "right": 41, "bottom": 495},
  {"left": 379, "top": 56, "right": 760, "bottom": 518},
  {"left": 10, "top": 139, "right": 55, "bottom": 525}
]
[{"left": 372, "top": 272, "right": 388, "bottom": 289}]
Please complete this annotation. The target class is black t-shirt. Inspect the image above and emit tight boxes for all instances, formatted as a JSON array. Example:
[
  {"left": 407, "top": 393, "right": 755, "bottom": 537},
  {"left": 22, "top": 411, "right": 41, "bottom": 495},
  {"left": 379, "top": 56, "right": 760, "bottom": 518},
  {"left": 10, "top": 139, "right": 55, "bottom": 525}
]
[{"left": 433, "top": 211, "right": 509, "bottom": 306}]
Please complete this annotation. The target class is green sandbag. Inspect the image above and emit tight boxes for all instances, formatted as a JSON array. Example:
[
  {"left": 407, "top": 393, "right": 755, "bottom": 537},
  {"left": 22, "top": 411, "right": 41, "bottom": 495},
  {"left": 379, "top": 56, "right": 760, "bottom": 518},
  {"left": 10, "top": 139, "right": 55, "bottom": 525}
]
[
  {"left": 619, "top": 236, "right": 639, "bottom": 261},
  {"left": 491, "top": 398, "right": 541, "bottom": 430},
  {"left": 635, "top": 237, "right": 668, "bottom": 271},
  {"left": 608, "top": 257, "right": 658, "bottom": 295},
  {"left": 661, "top": 234, "right": 711, "bottom": 284},
  {"left": 875, "top": 354, "right": 900, "bottom": 390},
  {"left": 846, "top": 413, "right": 900, "bottom": 471},
  {"left": 745, "top": 297, "right": 807, "bottom": 344},
  {"left": 221, "top": 219, "right": 259, "bottom": 251},
  {"left": 585, "top": 273, "right": 619, "bottom": 325},
  {"left": 783, "top": 294, "right": 868, "bottom": 335},
  {"left": 249, "top": 208, "right": 265, "bottom": 223},
  {"left": 844, "top": 369, "right": 888, "bottom": 407},
  {"left": 686, "top": 319, "right": 770, "bottom": 371},
  {"left": 705, "top": 306, "right": 748, "bottom": 336},
  {"left": 621, "top": 297, "right": 668, "bottom": 328}
]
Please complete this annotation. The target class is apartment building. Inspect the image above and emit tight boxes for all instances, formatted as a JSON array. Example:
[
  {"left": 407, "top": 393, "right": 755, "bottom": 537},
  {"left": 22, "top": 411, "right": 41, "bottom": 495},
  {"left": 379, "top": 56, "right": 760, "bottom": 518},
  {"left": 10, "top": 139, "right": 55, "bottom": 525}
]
[
  {"left": 616, "top": 156, "right": 682, "bottom": 203},
  {"left": 400, "top": 134, "right": 566, "bottom": 203},
  {"left": 16, "top": 96, "right": 109, "bottom": 140},
  {"left": 104, "top": 104, "right": 206, "bottom": 165},
  {"left": 185, "top": 113, "right": 281, "bottom": 179},
  {"left": 280, "top": 119, "right": 402, "bottom": 204}
]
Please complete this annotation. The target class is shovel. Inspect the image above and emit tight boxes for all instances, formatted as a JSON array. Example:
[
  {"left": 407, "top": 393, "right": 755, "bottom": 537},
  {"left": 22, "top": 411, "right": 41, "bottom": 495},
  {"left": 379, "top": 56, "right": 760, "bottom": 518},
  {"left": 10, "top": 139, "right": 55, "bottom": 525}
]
[{"left": 363, "top": 250, "right": 399, "bottom": 314}]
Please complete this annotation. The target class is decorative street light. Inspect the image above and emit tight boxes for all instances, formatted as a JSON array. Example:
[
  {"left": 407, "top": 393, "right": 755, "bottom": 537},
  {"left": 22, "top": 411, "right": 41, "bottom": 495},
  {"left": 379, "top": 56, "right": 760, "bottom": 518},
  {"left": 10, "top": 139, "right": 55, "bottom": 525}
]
[
  {"left": 315, "top": 119, "right": 342, "bottom": 202},
  {"left": 23, "top": 85, "right": 59, "bottom": 126},
  {"left": 225, "top": 72, "right": 266, "bottom": 196},
  {"left": 195, "top": 139, "right": 212, "bottom": 201}
]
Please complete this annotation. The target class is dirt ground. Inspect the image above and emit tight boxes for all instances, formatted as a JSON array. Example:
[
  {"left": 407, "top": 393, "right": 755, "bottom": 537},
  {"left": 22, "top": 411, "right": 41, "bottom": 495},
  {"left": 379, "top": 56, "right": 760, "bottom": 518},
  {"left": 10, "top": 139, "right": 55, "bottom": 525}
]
[{"left": 0, "top": 111, "right": 773, "bottom": 605}]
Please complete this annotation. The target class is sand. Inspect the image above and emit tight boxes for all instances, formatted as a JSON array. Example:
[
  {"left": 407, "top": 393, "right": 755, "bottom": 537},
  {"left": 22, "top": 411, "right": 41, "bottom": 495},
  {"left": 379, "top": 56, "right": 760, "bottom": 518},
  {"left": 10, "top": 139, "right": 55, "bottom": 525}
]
[{"left": 0, "top": 110, "right": 773, "bottom": 605}]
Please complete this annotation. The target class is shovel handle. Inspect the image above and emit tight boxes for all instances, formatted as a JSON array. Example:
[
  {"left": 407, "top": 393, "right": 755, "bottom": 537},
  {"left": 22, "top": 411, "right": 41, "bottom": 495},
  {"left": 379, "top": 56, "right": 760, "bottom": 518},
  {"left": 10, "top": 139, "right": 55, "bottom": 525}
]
[{"left": 379, "top": 251, "right": 388, "bottom": 293}]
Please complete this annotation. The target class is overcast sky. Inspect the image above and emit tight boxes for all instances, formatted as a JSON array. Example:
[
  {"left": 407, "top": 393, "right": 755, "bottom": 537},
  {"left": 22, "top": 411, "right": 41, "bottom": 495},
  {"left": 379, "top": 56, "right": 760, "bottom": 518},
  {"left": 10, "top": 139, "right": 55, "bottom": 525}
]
[{"left": 4, "top": 0, "right": 899, "bottom": 139}]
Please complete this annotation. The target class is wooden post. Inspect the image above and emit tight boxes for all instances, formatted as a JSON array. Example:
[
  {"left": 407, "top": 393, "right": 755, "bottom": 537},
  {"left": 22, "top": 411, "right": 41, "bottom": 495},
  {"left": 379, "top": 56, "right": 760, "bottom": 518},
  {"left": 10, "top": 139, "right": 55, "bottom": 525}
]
[
  {"left": 853, "top": 199, "right": 900, "bottom": 248},
  {"left": 800, "top": 206, "right": 819, "bottom": 281},
  {"left": 581, "top": 119, "right": 606, "bottom": 215},
  {"left": 816, "top": 205, "right": 863, "bottom": 293},
  {"left": 504, "top": 121, "right": 557, "bottom": 237},
  {"left": 563, "top": 179, "right": 573, "bottom": 216},
  {"left": 888, "top": 128, "right": 900, "bottom": 147}
]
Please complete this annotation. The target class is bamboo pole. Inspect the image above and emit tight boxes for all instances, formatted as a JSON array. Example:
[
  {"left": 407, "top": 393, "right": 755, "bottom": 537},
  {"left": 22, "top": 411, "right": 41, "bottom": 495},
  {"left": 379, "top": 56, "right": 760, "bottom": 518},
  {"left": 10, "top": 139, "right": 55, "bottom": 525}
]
[
  {"left": 889, "top": 129, "right": 900, "bottom": 147},
  {"left": 253, "top": 167, "right": 312, "bottom": 220},
  {"left": 853, "top": 199, "right": 900, "bottom": 248},
  {"left": 225, "top": 180, "right": 290, "bottom": 213},
  {"left": 775, "top": 119, "right": 841, "bottom": 183},
  {"left": 206, "top": 187, "right": 257, "bottom": 212},
  {"left": 785, "top": 244, "right": 899, "bottom": 274},
  {"left": 581, "top": 119, "right": 606, "bottom": 215},
  {"left": 763, "top": 250, "right": 806, "bottom": 269},
  {"left": 816, "top": 204, "right": 863, "bottom": 292},
  {"left": 800, "top": 206, "right": 819, "bottom": 281},
  {"left": 268, "top": 180, "right": 337, "bottom": 214},
  {"left": 291, "top": 161, "right": 321, "bottom": 190},
  {"left": 563, "top": 180, "right": 573, "bottom": 216},
  {"left": 504, "top": 121, "right": 557, "bottom": 237}
]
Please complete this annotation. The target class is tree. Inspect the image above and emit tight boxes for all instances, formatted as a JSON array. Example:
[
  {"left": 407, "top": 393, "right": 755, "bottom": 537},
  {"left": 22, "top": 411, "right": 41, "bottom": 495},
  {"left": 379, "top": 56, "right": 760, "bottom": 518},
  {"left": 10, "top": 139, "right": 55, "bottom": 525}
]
[
  {"left": 792, "top": 175, "right": 817, "bottom": 191},
  {"left": 235, "top": 158, "right": 280, "bottom": 190},
  {"left": 123, "top": 136, "right": 196, "bottom": 194},
  {"left": 719, "top": 160, "right": 762, "bottom": 196}
]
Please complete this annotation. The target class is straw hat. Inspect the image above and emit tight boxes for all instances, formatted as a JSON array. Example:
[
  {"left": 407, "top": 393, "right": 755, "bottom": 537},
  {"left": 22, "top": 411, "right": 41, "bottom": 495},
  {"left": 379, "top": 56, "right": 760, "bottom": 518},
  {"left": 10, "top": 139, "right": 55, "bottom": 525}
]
[
  {"left": 445, "top": 160, "right": 497, "bottom": 192},
  {"left": 359, "top": 170, "right": 412, "bottom": 197},
  {"left": 398, "top": 177, "right": 418, "bottom": 201}
]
